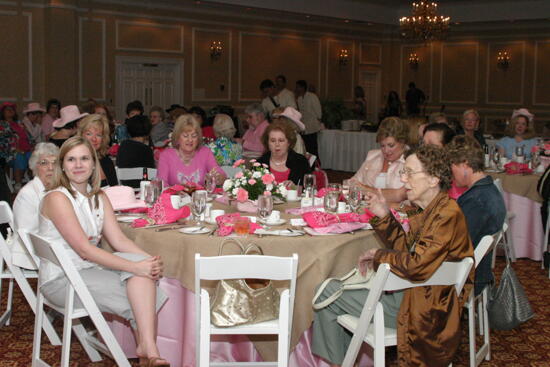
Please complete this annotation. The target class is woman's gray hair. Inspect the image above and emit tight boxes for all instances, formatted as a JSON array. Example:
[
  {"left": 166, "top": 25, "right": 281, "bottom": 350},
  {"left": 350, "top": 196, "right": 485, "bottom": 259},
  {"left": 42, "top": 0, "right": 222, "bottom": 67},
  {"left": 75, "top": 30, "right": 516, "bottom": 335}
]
[
  {"left": 29, "top": 142, "right": 60, "bottom": 174},
  {"left": 213, "top": 114, "right": 236, "bottom": 139},
  {"left": 244, "top": 103, "right": 266, "bottom": 119}
]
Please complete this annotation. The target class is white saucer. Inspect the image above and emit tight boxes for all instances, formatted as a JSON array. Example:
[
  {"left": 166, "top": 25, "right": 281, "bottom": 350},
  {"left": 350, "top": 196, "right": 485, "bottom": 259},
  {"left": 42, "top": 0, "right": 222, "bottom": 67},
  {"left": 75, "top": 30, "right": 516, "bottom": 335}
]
[
  {"left": 205, "top": 218, "right": 218, "bottom": 225},
  {"left": 117, "top": 215, "right": 140, "bottom": 223},
  {"left": 179, "top": 226, "right": 212, "bottom": 235},
  {"left": 286, "top": 197, "right": 302, "bottom": 202},
  {"left": 259, "top": 218, "right": 286, "bottom": 226}
]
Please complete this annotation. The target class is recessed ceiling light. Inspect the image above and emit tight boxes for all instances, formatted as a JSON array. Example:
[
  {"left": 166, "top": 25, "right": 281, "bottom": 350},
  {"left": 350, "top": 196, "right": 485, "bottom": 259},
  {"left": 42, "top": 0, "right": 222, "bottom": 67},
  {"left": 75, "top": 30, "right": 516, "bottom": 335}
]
[
  {"left": 306, "top": 15, "right": 310, "bottom": 18},
  {"left": 344, "top": 19, "right": 350, "bottom": 23}
]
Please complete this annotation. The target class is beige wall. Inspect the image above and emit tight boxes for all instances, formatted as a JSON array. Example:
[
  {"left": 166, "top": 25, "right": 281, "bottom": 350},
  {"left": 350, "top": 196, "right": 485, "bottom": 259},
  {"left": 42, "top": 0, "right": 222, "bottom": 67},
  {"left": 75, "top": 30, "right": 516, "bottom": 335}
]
[{"left": 1, "top": 1, "right": 549, "bottom": 135}]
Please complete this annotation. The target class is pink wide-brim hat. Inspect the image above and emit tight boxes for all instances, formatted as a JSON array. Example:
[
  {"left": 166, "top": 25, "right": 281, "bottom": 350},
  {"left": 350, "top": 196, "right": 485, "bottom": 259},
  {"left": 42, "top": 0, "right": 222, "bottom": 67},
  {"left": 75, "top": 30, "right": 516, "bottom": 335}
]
[
  {"left": 103, "top": 186, "right": 146, "bottom": 211},
  {"left": 0, "top": 101, "right": 16, "bottom": 113},
  {"left": 23, "top": 102, "right": 46, "bottom": 114},
  {"left": 511, "top": 108, "right": 534, "bottom": 123},
  {"left": 274, "top": 106, "right": 306, "bottom": 131},
  {"left": 52, "top": 105, "right": 89, "bottom": 128}
]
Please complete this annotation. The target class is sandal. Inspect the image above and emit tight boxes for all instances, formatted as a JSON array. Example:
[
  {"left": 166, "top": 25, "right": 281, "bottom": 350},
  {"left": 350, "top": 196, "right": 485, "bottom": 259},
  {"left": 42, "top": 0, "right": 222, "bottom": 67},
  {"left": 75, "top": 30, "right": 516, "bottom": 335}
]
[{"left": 139, "top": 356, "right": 170, "bottom": 367}]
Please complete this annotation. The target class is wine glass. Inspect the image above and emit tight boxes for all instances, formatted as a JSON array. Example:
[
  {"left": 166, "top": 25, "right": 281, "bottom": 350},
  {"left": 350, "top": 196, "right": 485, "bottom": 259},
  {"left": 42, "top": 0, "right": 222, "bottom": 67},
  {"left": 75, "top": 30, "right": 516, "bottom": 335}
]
[
  {"left": 191, "top": 190, "right": 207, "bottom": 226},
  {"left": 324, "top": 191, "right": 339, "bottom": 214},
  {"left": 257, "top": 194, "right": 273, "bottom": 223},
  {"left": 348, "top": 186, "right": 363, "bottom": 213},
  {"left": 204, "top": 172, "right": 217, "bottom": 197},
  {"left": 303, "top": 174, "right": 316, "bottom": 197}
]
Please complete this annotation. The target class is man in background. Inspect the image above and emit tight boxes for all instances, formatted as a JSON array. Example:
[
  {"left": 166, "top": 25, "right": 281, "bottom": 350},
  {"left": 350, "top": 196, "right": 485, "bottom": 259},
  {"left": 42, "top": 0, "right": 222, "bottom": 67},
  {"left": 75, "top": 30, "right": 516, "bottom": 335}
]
[{"left": 295, "top": 79, "right": 322, "bottom": 157}]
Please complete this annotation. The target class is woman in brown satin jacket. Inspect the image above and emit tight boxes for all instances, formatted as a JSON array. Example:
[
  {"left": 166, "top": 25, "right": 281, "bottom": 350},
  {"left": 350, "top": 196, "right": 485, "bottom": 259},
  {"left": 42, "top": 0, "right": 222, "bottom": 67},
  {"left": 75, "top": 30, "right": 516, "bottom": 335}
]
[{"left": 311, "top": 145, "right": 474, "bottom": 367}]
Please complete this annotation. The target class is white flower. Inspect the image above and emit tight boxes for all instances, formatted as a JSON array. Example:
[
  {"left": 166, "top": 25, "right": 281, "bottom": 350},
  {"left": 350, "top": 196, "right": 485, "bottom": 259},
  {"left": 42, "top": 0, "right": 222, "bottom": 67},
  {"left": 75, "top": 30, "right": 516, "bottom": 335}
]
[
  {"left": 240, "top": 177, "right": 247, "bottom": 185},
  {"left": 232, "top": 187, "right": 239, "bottom": 196},
  {"left": 223, "top": 179, "right": 233, "bottom": 192},
  {"left": 266, "top": 183, "right": 273, "bottom": 191},
  {"left": 279, "top": 186, "right": 287, "bottom": 197},
  {"left": 252, "top": 171, "right": 261, "bottom": 179}
]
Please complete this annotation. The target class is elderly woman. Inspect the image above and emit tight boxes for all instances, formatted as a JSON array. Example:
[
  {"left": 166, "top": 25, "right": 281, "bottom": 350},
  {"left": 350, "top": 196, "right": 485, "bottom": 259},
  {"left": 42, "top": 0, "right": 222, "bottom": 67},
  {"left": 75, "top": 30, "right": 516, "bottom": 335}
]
[
  {"left": 157, "top": 114, "right": 225, "bottom": 186},
  {"left": 149, "top": 106, "right": 171, "bottom": 147},
  {"left": 351, "top": 117, "right": 409, "bottom": 203},
  {"left": 312, "top": 145, "right": 474, "bottom": 367},
  {"left": 257, "top": 121, "right": 311, "bottom": 185},
  {"left": 77, "top": 114, "right": 117, "bottom": 188},
  {"left": 237, "top": 103, "right": 269, "bottom": 156},
  {"left": 39, "top": 136, "right": 169, "bottom": 366},
  {"left": 457, "top": 109, "right": 486, "bottom": 147},
  {"left": 50, "top": 105, "right": 88, "bottom": 147},
  {"left": 496, "top": 108, "right": 538, "bottom": 159},
  {"left": 207, "top": 113, "right": 242, "bottom": 166},
  {"left": 41, "top": 98, "right": 61, "bottom": 140},
  {"left": 117, "top": 115, "right": 155, "bottom": 188},
  {"left": 447, "top": 135, "right": 506, "bottom": 295}
]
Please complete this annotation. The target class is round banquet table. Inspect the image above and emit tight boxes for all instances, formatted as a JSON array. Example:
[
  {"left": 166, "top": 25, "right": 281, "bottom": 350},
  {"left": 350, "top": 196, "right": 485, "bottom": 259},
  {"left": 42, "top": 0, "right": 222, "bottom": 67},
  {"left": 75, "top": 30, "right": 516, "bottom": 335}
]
[
  {"left": 317, "top": 130, "right": 378, "bottom": 172},
  {"left": 488, "top": 172, "right": 543, "bottom": 260},
  {"left": 106, "top": 200, "right": 383, "bottom": 367}
]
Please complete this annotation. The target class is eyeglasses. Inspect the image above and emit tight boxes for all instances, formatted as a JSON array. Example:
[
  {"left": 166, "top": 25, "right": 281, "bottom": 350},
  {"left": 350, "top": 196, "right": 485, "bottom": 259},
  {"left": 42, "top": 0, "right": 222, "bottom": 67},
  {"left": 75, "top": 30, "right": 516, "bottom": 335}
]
[
  {"left": 399, "top": 168, "right": 425, "bottom": 178},
  {"left": 37, "top": 160, "right": 57, "bottom": 167}
]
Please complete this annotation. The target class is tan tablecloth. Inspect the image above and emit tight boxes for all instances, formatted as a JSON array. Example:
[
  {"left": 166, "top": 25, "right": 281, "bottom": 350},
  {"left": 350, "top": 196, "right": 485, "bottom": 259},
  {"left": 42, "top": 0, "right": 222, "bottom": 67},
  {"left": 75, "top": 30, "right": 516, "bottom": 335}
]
[
  {"left": 488, "top": 172, "right": 542, "bottom": 203},
  {"left": 119, "top": 201, "right": 383, "bottom": 360}
]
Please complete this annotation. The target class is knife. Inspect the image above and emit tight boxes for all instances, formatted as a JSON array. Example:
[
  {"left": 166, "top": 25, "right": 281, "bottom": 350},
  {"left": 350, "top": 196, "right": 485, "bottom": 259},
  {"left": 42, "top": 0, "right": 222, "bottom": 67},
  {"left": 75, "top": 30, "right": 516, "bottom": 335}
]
[{"left": 155, "top": 225, "right": 187, "bottom": 232}]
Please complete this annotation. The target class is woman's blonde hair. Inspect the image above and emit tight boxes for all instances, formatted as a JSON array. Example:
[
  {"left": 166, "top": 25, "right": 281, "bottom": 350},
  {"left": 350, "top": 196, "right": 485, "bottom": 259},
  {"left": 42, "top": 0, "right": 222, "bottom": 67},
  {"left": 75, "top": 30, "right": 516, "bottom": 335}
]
[
  {"left": 171, "top": 114, "right": 202, "bottom": 149},
  {"left": 213, "top": 114, "right": 236, "bottom": 139},
  {"left": 405, "top": 117, "right": 427, "bottom": 147},
  {"left": 52, "top": 136, "right": 102, "bottom": 208},
  {"left": 376, "top": 117, "right": 409, "bottom": 145},
  {"left": 77, "top": 114, "right": 110, "bottom": 157},
  {"left": 505, "top": 114, "right": 535, "bottom": 139}
]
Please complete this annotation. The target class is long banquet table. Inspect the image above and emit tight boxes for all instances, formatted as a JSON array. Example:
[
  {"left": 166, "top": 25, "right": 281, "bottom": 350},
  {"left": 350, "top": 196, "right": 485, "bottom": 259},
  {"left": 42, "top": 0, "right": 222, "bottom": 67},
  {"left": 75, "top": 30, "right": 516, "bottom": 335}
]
[
  {"left": 317, "top": 130, "right": 378, "bottom": 172},
  {"left": 488, "top": 172, "right": 543, "bottom": 260},
  {"left": 107, "top": 201, "right": 383, "bottom": 366}
]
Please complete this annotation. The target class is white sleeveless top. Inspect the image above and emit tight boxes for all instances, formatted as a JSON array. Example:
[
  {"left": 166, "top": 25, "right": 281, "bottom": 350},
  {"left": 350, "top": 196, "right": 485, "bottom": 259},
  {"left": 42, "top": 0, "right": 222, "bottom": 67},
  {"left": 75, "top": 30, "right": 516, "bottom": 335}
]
[{"left": 38, "top": 186, "right": 104, "bottom": 286}]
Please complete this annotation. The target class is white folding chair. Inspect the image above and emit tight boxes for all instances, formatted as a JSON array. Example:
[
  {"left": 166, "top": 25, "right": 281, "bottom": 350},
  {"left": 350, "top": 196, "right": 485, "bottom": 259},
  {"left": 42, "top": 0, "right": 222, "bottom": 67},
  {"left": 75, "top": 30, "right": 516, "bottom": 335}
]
[
  {"left": 116, "top": 167, "right": 157, "bottom": 184},
  {"left": 493, "top": 178, "right": 516, "bottom": 262},
  {"left": 338, "top": 257, "right": 474, "bottom": 367},
  {"left": 542, "top": 201, "right": 549, "bottom": 273},
  {"left": 28, "top": 232, "right": 131, "bottom": 367},
  {"left": 465, "top": 234, "right": 498, "bottom": 367},
  {"left": 0, "top": 202, "right": 60, "bottom": 345},
  {"left": 195, "top": 253, "right": 298, "bottom": 367}
]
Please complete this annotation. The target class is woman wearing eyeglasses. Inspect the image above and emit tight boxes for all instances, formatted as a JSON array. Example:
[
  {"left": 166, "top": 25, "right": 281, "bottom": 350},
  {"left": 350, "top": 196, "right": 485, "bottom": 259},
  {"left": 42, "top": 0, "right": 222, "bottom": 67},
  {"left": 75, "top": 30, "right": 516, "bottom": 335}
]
[{"left": 312, "top": 145, "right": 474, "bottom": 367}]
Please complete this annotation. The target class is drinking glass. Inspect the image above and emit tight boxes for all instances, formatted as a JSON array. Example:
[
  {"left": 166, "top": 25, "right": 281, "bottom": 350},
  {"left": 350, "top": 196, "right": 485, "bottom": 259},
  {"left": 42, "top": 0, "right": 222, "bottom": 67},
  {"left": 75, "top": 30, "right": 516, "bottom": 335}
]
[
  {"left": 531, "top": 151, "right": 541, "bottom": 170},
  {"left": 348, "top": 186, "right": 363, "bottom": 213},
  {"left": 257, "top": 194, "right": 273, "bottom": 223},
  {"left": 144, "top": 184, "right": 159, "bottom": 207},
  {"left": 204, "top": 172, "right": 217, "bottom": 197},
  {"left": 492, "top": 150, "right": 501, "bottom": 170},
  {"left": 328, "top": 183, "right": 342, "bottom": 194},
  {"left": 515, "top": 145, "right": 525, "bottom": 163},
  {"left": 234, "top": 217, "right": 250, "bottom": 236},
  {"left": 342, "top": 179, "right": 351, "bottom": 199},
  {"left": 324, "top": 191, "right": 339, "bottom": 214},
  {"left": 191, "top": 190, "right": 207, "bottom": 226},
  {"left": 303, "top": 174, "right": 316, "bottom": 195}
]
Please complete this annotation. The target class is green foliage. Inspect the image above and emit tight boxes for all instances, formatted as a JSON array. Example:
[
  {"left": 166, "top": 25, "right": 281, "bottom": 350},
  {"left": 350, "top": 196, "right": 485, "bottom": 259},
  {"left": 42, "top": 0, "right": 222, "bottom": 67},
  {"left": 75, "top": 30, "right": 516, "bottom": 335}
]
[{"left": 321, "top": 98, "right": 354, "bottom": 129}]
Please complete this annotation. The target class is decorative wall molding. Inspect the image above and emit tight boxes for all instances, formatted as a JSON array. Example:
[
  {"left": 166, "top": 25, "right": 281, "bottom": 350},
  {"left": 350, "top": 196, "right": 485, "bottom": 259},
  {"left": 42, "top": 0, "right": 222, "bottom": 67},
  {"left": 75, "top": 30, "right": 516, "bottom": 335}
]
[
  {"left": 439, "top": 41, "right": 479, "bottom": 104},
  {"left": 238, "top": 32, "right": 322, "bottom": 102},
  {"left": 532, "top": 40, "right": 550, "bottom": 106},
  {"left": 191, "top": 27, "right": 232, "bottom": 102},
  {"left": 325, "top": 39, "right": 355, "bottom": 101},
  {"left": 115, "top": 20, "right": 184, "bottom": 53},
  {"left": 359, "top": 43, "right": 381, "bottom": 65},
  {"left": 79, "top": 17, "right": 106, "bottom": 101},
  {"left": 485, "top": 41, "right": 525, "bottom": 106}
]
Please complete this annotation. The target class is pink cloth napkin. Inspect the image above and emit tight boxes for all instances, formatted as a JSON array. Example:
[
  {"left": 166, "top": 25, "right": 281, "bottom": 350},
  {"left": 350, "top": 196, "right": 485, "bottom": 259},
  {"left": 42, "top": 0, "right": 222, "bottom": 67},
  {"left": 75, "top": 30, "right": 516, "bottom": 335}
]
[
  {"left": 285, "top": 205, "right": 324, "bottom": 215},
  {"left": 214, "top": 213, "right": 263, "bottom": 236},
  {"left": 504, "top": 162, "right": 532, "bottom": 175},
  {"left": 302, "top": 210, "right": 374, "bottom": 229},
  {"left": 312, "top": 222, "right": 368, "bottom": 234}
]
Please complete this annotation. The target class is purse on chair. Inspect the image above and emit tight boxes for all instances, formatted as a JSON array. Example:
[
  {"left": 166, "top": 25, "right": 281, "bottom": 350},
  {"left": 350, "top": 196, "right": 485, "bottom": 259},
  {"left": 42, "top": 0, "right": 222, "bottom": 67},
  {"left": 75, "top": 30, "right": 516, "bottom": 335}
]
[
  {"left": 487, "top": 240, "right": 534, "bottom": 330},
  {"left": 210, "top": 239, "right": 281, "bottom": 327}
]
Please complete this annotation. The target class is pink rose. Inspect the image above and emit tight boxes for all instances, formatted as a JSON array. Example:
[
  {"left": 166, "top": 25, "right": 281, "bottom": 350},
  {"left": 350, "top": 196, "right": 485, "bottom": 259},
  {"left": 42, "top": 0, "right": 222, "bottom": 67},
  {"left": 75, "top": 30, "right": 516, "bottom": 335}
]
[
  {"left": 262, "top": 173, "right": 275, "bottom": 185},
  {"left": 248, "top": 178, "right": 256, "bottom": 185},
  {"left": 250, "top": 159, "right": 256, "bottom": 163},
  {"left": 233, "top": 159, "right": 246, "bottom": 168},
  {"left": 253, "top": 162, "right": 261, "bottom": 167},
  {"left": 262, "top": 163, "right": 268, "bottom": 168},
  {"left": 236, "top": 188, "right": 249, "bottom": 202},
  {"left": 235, "top": 171, "right": 244, "bottom": 179},
  {"left": 263, "top": 191, "right": 272, "bottom": 196}
]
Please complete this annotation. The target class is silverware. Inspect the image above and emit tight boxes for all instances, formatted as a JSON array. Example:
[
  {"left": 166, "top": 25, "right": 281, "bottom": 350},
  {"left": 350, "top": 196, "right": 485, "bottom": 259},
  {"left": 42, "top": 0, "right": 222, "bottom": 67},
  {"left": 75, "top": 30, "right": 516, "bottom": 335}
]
[
  {"left": 155, "top": 225, "right": 186, "bottom": 232},
  {"left": 191, "top": 226, "right": 205, "bottom": 233}
]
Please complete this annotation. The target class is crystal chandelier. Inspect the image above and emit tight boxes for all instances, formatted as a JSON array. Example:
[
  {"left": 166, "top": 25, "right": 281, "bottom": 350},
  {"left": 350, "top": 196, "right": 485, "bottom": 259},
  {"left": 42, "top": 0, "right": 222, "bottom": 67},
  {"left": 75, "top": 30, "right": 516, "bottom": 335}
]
[{"left": 399, "top": 1, "right": 450, "bottom": 42}]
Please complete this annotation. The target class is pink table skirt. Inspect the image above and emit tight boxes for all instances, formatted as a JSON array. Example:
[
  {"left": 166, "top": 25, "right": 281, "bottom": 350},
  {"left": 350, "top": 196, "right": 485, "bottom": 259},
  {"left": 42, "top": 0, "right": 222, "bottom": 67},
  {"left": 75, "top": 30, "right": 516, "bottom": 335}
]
[
  {"left": 502, "top": 191, "right": 543, "bottom": 260},
  {"left": 109, "top": 277, "right": 374, "bottom": 367}
]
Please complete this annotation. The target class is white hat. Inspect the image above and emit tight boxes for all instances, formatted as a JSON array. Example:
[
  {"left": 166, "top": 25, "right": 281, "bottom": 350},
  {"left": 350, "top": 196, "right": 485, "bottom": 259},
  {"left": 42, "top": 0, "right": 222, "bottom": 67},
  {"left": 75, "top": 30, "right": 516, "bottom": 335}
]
[
  {"left": 52, "top": 105, "right": 88, "bottom": 128},
  {"left": 103, "top": 186, "right": 147, "bottom": 211}
]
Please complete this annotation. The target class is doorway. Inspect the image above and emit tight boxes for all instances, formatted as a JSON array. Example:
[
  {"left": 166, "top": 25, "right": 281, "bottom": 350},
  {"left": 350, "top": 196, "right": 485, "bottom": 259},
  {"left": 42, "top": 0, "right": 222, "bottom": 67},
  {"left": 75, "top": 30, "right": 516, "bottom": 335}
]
[
  {"left": 116, "top": 56, "right": 184, "bottom": 120},
  {"left": 359, "top": 70, "right": 381, "bottom": 123}
]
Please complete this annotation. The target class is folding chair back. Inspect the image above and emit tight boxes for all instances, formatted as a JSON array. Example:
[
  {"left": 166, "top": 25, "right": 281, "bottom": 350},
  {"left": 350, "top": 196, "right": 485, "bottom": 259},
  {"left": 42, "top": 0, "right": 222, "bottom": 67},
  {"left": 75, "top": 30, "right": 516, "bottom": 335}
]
[
  {"left": 0, "top": 201, "right": 14, "bottom": 227},
  {"left": 474, "top": 235, "right": 495, "bottom": 267},
  {"left": 195, "top": 253, "right": 298, "bottom": 367},
  {"left": 116, "top": 167, "right": 157, "bottom": 183},
  {"left": 28, "top": 232, "right": 130, "bottom": 367}
]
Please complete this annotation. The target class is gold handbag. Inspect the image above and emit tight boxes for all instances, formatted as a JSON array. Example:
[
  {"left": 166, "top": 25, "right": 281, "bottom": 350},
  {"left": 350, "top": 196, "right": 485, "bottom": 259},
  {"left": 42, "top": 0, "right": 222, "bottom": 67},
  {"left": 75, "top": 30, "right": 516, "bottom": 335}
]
[{"left": 210, "top": 239, "right": 280, "bottom": 327}]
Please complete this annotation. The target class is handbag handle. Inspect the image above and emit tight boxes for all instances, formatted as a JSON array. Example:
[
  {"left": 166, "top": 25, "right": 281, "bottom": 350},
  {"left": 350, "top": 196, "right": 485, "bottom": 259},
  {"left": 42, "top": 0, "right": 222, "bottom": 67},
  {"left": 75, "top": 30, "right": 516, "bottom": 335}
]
[
  {"left": 244, "top": 243, "right": 264, "bottom": 256},
  {"left": 218, "top": 238, "right": 246, "bottom": 256}
]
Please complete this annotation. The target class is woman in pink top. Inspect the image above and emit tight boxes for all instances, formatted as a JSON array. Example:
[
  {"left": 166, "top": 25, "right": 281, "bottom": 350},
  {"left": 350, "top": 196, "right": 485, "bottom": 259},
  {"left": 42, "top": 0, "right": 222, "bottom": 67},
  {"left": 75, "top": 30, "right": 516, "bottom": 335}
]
[
  {"left": 157, "top": 114, "right": 225, "bottom": 187},
  {"left": 351, "top": 117, "right": 408, "bottom": 204},
  {"left": 237, "top": 103, "right": 269, "bottom": 155},
  {"left": 41, "top": 98, "right": 61, "bottom": 140}
]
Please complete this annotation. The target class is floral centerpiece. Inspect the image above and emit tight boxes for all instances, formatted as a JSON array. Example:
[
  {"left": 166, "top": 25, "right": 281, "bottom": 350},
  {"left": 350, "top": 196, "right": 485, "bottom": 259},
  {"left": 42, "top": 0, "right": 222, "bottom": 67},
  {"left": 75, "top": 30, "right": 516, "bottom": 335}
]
[
  {"left": 532, "top": 143, "right": 550, "bottom": 157},
  {"left": 222, "top": 159, "right": 287, "bottom": 202}
]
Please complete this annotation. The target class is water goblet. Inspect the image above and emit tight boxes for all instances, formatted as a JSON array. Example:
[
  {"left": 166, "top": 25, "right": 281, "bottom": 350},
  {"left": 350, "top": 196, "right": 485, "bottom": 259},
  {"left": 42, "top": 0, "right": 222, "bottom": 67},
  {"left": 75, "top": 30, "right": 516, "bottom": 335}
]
[
  {"left": 303, "top": 174, "right": 316, "bottom": 195},
  {"left": 191, "top": 190, "right": 207, "bottom": 226},
  {"left": 204, "top": 172, "right": 217, "bottom": 197},
  {"left": 257, "top": 194, "right": 273, "bottom": 223},
  {"left": 348, "top": 186, "right": 363, "bottom": 213},
  {"left": 324, "top": 191, "right": 339, "bottom": 214},
  {"left": 515, "top": 145, "right": 525, "bottom": 163},
  {"left": 144, "top": 184, "right": 159, "bottom": 207}
]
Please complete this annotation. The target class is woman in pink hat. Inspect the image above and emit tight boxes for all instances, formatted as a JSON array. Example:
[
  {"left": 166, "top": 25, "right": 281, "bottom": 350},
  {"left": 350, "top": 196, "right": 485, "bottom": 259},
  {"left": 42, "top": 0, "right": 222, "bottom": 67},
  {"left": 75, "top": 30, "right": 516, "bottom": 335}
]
[
  {"left": 1, "top": 102, "right": 33, "bottom": 191},
  {"left": 49, "top": 105, "right": 88, "bottom": 147},
  {"left": 272, "top": 106, "right": 307, "bottom": 155},
  {"left": 22, "top": 102, "right": 46, "bottom": 144},
  {"left": 496, "top": 108, "right": 538, "bottom": 160}
]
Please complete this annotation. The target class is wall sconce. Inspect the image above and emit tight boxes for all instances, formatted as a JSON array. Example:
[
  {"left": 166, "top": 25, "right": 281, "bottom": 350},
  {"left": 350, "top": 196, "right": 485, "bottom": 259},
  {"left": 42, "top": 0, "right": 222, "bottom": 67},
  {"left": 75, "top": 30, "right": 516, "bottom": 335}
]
[
  {"left": 338, "top": 49, "right": 349, "bottom": 66},
  {"left": 497, "top": 51, "right": 510, "bottom": 70},
  {"left": 210, "top": 41, "right": 223, "bottom": 61},
  {"left": 408, "top": 52, "right": 420, "bottom": 69}
]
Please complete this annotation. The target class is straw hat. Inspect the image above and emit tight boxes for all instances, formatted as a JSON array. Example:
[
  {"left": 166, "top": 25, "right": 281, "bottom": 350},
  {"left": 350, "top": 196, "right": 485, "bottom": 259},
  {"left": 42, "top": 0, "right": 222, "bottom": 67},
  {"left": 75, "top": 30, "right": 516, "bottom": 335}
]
[{"left": 274, "top": 107, "right": 306, "bottom": 131}]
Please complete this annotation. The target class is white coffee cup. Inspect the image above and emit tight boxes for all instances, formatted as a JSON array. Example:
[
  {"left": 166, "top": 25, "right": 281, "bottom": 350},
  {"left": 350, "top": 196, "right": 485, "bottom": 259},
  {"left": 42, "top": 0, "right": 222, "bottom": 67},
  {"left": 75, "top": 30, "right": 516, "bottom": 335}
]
[
  {"left": 210, "top": 209, "right": 225, "bottom": 221},
  {"left": 170, "top": 195, "right": 182, "bottom": 209},
  {"left": 337, "top": 201, "right": 347, "bottom": 213},
  {"left": 286, "top": 189, "right": 298, "bottom": 201},
  {"left": 267, "top": 210, "right": 281, "bottom": 223}
]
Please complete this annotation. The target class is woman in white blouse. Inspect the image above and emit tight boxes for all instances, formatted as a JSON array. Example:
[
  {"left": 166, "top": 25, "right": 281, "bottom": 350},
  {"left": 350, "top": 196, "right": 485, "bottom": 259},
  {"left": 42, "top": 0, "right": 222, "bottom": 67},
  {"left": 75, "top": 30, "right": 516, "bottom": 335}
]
[
  {"left": 38, "top": 136, "right": 169, "bottom": 367},
  {"left": 350, "top": 117, "right": 409, "bottom": 204}
]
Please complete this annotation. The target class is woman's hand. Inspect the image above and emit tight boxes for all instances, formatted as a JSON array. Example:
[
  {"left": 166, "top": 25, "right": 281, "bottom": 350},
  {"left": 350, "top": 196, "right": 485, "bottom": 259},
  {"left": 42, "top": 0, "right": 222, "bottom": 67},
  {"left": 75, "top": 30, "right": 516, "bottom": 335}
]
[
  {"left": 132, "top": 256, "right": 164, "bottom": 280},
  {"left": 209, "top": 168, "right": 225, "bottom": 185},
  {"left": 358, "top": 248, "right": 378, "bottom": 275},
  {"left": 364, "top": 188, "right": 390, "bottom": 218}
]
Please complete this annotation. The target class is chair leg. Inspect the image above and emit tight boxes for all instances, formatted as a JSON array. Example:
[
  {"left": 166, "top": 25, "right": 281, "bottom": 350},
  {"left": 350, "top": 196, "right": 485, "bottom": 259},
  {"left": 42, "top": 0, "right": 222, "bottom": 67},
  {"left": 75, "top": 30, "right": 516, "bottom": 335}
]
[
  {"left": 199, "top": 293, "right": 211, "bottom": 367},
  {"left": 32, "top": 292, "right": 45, "bottom": 367},
  {"left": 5, "top": 278, "right": 13, "bottom": 326},
  {"left": 467, "top": 299, "right": 476, "bottom": 367},
  {"left": 504, "top": 226, "right": 517, "bottom": 262},
  {"left": 72, "top": 321, "right": 102, "bottom": 362},
  {"left": 482, "top": 289, "right": 491, "bottom": 361},
  {"left": 60, "top": 288, "right": 75, "bottom": 367},
  {"left": 477, "top": 296, "right": 483, "bottom": 336},
  {"left": 373, "top": 307, "right": 385, "bottom": 367}
]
